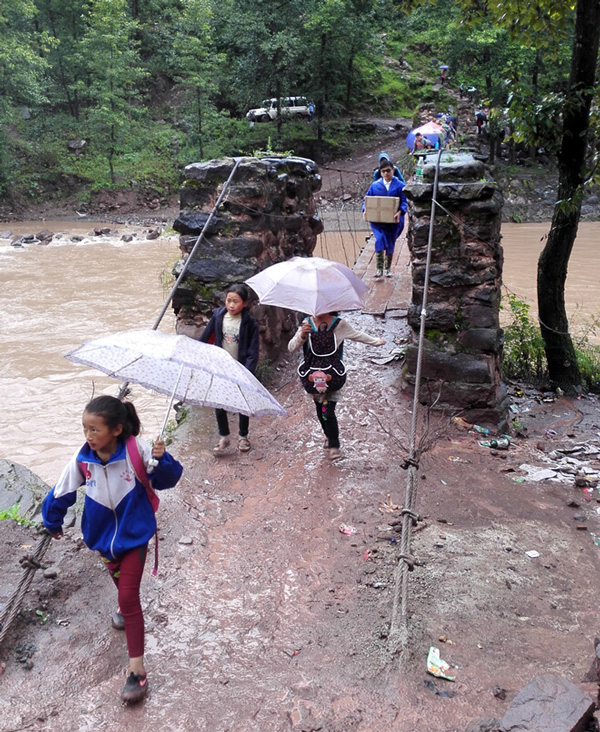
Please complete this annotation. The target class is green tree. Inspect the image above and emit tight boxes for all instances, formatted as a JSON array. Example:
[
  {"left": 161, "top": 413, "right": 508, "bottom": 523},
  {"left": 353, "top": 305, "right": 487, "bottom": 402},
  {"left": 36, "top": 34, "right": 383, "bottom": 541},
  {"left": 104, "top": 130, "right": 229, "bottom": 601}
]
[
  {"left": 0, "top": 0, "right": 50, "bottom": 106},
  {"left": 172, "top": 0, "right": 223, "bottom": 160},
  {"left": 78, "top": 0, "right": 147, "bottom": 183},
  {"left": 536, "top": 0, "right": 600, "bottom": 391},
  {"left": 0, "top": 0, "right": 52, "bottom": 191},
  {"left": 403, "top": 0, "right": 599, "bottom": 392},
  {"left": 34, "top": 0, "right": 87, "bottom": 118},
  {"left": 303, "top": 0, "right": 377, "bottom": 143},
  {"left": 216, "top": 0, "right": 304, "bottom": 137}
]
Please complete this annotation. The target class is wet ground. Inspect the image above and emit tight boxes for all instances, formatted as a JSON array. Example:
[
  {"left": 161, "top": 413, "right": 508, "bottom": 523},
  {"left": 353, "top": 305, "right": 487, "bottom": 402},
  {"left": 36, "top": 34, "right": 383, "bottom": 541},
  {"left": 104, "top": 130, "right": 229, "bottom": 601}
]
[
  {"left": 2, "top": 111, "right": 600, "bottom": 730},
  {"left": 2, "top": 307, "right": 600, "bottom": 731}
]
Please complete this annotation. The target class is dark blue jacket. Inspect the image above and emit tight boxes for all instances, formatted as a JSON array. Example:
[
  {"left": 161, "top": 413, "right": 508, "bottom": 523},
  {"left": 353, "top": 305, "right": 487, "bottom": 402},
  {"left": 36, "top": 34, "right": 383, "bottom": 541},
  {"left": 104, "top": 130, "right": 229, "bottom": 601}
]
[{"left": 199, "top": 306, "right": 259, "bottom": 374}]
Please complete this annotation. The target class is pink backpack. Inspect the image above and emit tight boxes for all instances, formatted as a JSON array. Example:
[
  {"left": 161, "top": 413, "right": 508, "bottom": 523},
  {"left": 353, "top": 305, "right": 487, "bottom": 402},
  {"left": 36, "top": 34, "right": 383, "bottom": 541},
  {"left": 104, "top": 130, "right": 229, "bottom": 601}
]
[{"left": 79, "top": 435, "right": 160, "bottom": 574}]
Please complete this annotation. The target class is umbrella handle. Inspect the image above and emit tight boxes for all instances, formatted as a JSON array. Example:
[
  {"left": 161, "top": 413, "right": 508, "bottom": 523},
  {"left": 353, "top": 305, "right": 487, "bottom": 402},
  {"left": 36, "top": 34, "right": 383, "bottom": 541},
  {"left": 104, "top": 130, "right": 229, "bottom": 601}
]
[
  {"left": 158, "top": 362, "right": 185, "bottom": 441},
  {"left": 147, "top": 362, "right": 184, "bottom": 474}
]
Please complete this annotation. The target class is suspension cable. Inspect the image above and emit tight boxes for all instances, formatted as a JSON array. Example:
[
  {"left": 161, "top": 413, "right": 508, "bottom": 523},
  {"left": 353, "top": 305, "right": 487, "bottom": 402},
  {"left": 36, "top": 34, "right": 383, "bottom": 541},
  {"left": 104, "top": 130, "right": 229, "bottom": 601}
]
[{"left": 389, "top": 147, "right": 443, "bottom": 655}]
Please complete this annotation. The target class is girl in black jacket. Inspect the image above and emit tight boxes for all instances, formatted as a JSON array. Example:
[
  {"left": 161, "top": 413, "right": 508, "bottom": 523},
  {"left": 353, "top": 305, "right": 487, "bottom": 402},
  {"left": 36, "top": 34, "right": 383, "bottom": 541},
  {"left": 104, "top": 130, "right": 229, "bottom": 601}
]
[{"left": 199, "top": 284, "right": 259, "bottom": 455}]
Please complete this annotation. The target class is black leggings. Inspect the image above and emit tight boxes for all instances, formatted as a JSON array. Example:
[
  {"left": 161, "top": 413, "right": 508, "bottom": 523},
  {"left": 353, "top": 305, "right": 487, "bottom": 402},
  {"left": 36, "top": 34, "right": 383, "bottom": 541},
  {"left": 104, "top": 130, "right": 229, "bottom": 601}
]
[
  {"left": 215, "top": 408, "right": 249, "bottom": 438},
  {"left": 314, "top": 400, "right": 340, "bottom": 448}
]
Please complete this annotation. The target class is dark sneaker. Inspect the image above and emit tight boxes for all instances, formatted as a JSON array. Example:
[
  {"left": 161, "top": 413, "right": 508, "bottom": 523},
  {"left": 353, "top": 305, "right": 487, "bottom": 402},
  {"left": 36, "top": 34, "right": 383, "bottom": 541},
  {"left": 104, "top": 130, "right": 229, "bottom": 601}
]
[
  {"left": 121, "top": 672, "right": 148, "bottom": 703},
  {"left": 111, "top": 611, "right": 125, "bottom": 631}
]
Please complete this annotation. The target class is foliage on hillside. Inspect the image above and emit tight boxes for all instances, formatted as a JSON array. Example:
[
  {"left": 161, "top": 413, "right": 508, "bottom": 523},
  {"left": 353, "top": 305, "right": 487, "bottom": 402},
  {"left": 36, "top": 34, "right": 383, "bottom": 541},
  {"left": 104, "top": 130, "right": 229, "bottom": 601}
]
[{"left": 0, "top": 0, "right": 593, "bottom": 207}]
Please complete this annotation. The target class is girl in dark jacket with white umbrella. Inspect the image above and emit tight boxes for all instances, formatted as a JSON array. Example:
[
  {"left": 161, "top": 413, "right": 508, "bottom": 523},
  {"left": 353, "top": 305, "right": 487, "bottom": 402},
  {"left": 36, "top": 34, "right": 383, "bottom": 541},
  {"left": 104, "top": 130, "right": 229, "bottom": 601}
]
[{"left": 199, "top": 284, "right": 259, "bottom": 454}]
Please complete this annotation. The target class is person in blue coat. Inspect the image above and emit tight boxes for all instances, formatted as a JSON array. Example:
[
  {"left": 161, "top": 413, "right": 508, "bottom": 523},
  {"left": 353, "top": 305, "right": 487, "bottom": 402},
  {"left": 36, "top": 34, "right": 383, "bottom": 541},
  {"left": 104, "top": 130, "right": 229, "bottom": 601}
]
[
  {"left": 372, "top": 152, "right": 405, "bottom": 183},
  {"left": 363, "top": 159, "right": 408, "bottom": 278}
]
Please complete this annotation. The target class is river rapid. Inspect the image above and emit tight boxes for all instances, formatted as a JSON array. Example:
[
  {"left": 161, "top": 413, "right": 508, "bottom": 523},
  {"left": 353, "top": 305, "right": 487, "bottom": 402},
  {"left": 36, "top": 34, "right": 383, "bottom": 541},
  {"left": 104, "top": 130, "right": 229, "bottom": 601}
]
[{"left": 1, "top": 220, "right": 599, "bottom": 485}]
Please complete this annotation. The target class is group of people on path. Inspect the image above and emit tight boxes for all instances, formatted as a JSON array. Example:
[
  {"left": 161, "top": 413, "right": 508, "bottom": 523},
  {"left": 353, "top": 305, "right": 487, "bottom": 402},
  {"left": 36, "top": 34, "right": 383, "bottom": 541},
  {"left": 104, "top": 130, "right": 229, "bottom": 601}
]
[
  {"left": 41, "top": 270, "right": 390, "bottom": 704},
  {"left": 37, "top": 83, "right": 491, "bottom": 707}
]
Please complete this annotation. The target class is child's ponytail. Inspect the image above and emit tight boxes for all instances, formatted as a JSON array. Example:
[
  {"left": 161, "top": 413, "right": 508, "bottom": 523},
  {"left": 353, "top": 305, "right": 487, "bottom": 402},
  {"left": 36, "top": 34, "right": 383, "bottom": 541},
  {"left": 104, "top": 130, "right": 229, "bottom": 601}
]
[
  {"left": 84, "top": 395, "right": 141, "bottom": 439},
  {"left": 121, "top": 401, "right": 141, "bottom": 438}
]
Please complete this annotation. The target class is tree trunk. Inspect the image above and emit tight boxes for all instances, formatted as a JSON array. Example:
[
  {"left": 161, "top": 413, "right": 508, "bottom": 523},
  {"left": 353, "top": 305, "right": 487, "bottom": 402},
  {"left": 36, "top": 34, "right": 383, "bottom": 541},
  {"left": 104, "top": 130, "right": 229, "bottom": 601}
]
[
  {"left": 275, "top": 77, "right": 282, "bottom": 141},
  {"left": 197, "top": 88, "right": 203, "bottom": 160},
  {"left": 345, "top": 47, "right": 356, "bottom": 110},
  {"left": 529, "top": 52, "right": 540, "bottom": 163},
  {"left": 316, "top": 33, "right": 327, "bottom": 158},
  {"left": 537, "top": 0, "right": 600, "bottom": 392}
]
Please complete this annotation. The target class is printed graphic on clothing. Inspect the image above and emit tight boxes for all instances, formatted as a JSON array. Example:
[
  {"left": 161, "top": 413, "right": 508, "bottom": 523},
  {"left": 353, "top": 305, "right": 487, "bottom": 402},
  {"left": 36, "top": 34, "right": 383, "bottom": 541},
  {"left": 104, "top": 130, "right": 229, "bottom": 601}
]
[{"left": 222, "top": 312, "right": 241, "bottom": 360}]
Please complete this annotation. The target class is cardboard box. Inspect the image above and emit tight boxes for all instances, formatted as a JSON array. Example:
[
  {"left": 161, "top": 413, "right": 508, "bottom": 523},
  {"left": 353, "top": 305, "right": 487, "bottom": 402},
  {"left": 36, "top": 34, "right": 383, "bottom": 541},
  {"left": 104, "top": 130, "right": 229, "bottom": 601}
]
[{"left": 364, "top": 196, "right": 399, "bottom": 223}]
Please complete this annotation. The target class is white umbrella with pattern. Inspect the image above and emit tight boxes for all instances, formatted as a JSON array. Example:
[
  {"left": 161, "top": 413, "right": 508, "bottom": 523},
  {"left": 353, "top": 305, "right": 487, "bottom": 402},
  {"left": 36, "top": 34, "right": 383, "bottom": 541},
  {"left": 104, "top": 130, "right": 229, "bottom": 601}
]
[{"left": 65, "top": 329, "right": 286, "bottom": 420}]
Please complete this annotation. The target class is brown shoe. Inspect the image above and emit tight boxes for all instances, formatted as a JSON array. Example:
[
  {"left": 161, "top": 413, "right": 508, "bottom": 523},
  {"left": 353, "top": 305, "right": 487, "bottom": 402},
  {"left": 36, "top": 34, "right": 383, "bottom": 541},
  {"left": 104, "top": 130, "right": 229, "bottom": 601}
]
[
  {"left": 213, "top": 436, "right": 230, "bottom": 456},
  {"left": 328, "top": 448, "right": 342, "bottom": 461},
  {"left": 238, "top": 437, "right": 251, "bottom": 452}
]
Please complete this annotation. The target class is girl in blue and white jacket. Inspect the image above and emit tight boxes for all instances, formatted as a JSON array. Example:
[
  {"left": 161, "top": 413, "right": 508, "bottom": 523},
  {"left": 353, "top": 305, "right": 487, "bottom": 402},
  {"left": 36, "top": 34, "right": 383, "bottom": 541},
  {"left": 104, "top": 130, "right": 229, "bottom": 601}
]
[{"left": 42, "top": 395, "right": 183, "bottom": 703}]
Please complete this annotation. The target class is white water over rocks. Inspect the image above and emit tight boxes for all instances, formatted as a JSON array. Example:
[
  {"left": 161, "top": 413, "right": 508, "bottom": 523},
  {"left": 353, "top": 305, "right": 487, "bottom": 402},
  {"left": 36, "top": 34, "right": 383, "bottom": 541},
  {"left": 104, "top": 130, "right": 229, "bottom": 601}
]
[{"left": 1, "top": 222, "right": 179, "bottom": 483}]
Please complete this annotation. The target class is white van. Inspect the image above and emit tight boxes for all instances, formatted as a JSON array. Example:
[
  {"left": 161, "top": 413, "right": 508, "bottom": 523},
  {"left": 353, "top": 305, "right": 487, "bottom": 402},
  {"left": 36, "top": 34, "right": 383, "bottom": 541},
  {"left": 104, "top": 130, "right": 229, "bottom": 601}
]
[{"left": 246, "top": 96, "right": 310, "bottom": 122}]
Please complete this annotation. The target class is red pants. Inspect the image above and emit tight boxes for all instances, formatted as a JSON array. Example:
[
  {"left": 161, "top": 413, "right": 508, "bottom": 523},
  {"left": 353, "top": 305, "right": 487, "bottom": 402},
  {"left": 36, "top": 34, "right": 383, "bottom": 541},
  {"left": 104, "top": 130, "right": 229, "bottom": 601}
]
[{"left": 103, "top": 545, "right": 147, "bottom": 658}]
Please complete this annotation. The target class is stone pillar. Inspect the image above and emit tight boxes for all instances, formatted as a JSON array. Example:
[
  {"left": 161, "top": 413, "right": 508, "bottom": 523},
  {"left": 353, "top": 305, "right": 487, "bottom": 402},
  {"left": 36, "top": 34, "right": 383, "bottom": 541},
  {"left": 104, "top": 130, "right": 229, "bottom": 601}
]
[
  {"left": 403, "top": 152, "right": 508, "bottom": 428},
  {"left": 172, "top": 156, "right": 323, "bottom": 360}
]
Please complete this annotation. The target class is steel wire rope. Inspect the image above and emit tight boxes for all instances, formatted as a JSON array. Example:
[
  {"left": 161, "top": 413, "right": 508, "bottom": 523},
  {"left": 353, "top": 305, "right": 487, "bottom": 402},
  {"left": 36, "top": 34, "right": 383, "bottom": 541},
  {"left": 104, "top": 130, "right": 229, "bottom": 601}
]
[
  {"left": 0, "top": 532, "right": 52, "bottom": 647},
  {"left": 389, "top": 147, "right": 443, "bottom": 656},
  {"left": 335, "top": 170, "right": 354, "bottom": 267}
]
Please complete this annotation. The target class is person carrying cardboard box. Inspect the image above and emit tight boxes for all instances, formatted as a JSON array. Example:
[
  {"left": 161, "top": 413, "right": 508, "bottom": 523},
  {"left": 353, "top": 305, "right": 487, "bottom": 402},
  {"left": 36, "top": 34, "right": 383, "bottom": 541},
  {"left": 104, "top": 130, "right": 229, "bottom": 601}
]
[{"left": 362, "top": 158, "right": 408, "bottom": 278}]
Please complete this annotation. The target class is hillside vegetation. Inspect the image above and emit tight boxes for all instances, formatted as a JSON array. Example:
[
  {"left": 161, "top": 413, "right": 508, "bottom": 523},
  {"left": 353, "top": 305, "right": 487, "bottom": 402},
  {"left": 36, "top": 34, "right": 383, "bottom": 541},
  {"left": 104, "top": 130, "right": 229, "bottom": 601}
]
[{"left": 0, "top": 0, "right": 590, "bottom": 211}]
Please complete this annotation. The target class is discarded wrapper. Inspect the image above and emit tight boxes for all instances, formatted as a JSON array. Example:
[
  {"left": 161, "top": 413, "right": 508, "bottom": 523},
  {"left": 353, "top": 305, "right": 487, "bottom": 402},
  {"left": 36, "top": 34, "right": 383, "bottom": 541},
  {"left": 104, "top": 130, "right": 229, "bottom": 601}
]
[
  {"left": 426, "top": 646, "right": 455, "bottom": 681},
  {"left": 379, "top": 494, "right": 401, "bottom": 513},
  {"left": 339, "top": 524, "right": 357, "bottom": 535}
]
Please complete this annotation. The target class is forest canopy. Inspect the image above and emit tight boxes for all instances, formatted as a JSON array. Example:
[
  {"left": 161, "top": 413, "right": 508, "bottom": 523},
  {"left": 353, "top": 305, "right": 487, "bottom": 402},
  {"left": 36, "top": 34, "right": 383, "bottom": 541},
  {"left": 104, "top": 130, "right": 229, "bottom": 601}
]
[{"left": 0, "top": 0, "right": 590, "bottom": 202}]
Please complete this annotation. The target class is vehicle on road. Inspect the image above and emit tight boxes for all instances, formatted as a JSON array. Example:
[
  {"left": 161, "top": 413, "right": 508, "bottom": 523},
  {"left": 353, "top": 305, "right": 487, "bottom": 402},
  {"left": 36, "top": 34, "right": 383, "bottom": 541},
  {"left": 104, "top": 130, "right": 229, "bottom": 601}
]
[{"left": 246, "top": 96, "right": 310, "bottom": 122}]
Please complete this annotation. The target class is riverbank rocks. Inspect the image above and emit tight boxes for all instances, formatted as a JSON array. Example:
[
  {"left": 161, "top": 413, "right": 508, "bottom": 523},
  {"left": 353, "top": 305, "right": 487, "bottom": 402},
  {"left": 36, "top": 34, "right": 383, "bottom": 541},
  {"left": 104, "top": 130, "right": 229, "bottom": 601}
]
[
  {"left": 498, "top": 674, "right": 596, "bottom": 732},
  {"left": 172, "top": 156, "right": 323, "bottom": 359},
  {"left": 0, "top": 459, "right": 50, "bottom": 521},
  {"left": 403, "top": 151, "right": 508, "bottom": 427}
]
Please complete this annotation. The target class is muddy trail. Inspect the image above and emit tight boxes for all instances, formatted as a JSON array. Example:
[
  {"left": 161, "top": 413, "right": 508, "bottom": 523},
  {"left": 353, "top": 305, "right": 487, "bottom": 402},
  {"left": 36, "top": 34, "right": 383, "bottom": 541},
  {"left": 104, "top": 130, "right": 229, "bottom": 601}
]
[
  {"left": 3, "top": 103, "right": 600, "bottom": 730},
  {"left": 2, "top": 305, "right": 600, "bottom": 731}
]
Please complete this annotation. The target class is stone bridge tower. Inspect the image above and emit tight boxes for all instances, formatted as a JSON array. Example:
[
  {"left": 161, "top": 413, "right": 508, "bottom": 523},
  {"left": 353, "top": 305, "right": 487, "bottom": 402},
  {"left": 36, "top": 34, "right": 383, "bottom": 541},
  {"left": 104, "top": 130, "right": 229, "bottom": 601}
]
[
  {"left": 403, "top": 152, "right": 508, "bottom": 428},
  {"left": 172, "top": 156, "right": 323, "bottom": 361}
]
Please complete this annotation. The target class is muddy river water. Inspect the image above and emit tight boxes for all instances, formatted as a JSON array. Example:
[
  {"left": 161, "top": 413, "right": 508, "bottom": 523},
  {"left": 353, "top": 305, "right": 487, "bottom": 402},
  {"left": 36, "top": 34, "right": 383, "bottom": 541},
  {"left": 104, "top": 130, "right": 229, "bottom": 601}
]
[{"left": 1, "top": 220, "right": 599, "bottom": 485}]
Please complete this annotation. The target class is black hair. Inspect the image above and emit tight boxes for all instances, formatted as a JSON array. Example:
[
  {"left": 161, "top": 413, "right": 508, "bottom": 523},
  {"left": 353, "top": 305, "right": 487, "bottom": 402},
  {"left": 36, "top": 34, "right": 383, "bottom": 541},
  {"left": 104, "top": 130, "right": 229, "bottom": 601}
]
[
  {"left": 379, "top": 159, "right": 394, "bottom": 170},
  {"left": 226, "top": 283, "right": 250, "bottom": 303},
  {"left": 84, "top": 395, "right": 141, "bottom": 438}
]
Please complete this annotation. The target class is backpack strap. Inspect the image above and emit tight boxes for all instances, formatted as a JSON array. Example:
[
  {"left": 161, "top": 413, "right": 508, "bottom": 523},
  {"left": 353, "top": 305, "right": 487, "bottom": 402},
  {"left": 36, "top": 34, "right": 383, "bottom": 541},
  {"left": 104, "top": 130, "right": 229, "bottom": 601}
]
[
  {"left": 126, "top": 435, "right": 160, "bottom": 576},
  {"left": 126, "top": 436, "right": 160, "bottom": 513},
  {"left": 78, "top": 459, "right": 89, "bottom": 482}
]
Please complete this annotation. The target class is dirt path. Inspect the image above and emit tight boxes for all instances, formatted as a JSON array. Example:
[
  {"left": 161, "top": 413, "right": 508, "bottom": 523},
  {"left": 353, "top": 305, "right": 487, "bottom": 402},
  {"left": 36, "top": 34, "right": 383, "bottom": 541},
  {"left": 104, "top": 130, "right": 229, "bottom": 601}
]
[{"left": 2, "top": 308, "right": 600, "bottom": 730}]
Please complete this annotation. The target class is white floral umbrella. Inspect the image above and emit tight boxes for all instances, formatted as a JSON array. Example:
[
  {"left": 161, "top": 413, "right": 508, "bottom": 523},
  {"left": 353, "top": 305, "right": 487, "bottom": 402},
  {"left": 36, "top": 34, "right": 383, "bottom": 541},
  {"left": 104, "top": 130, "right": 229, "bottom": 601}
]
[
  {"left": 245, "top": 256, "right": 369, "bottom": 317},
  {"left": 65, "top": 329, "right": 286, "bottom": 420}
]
